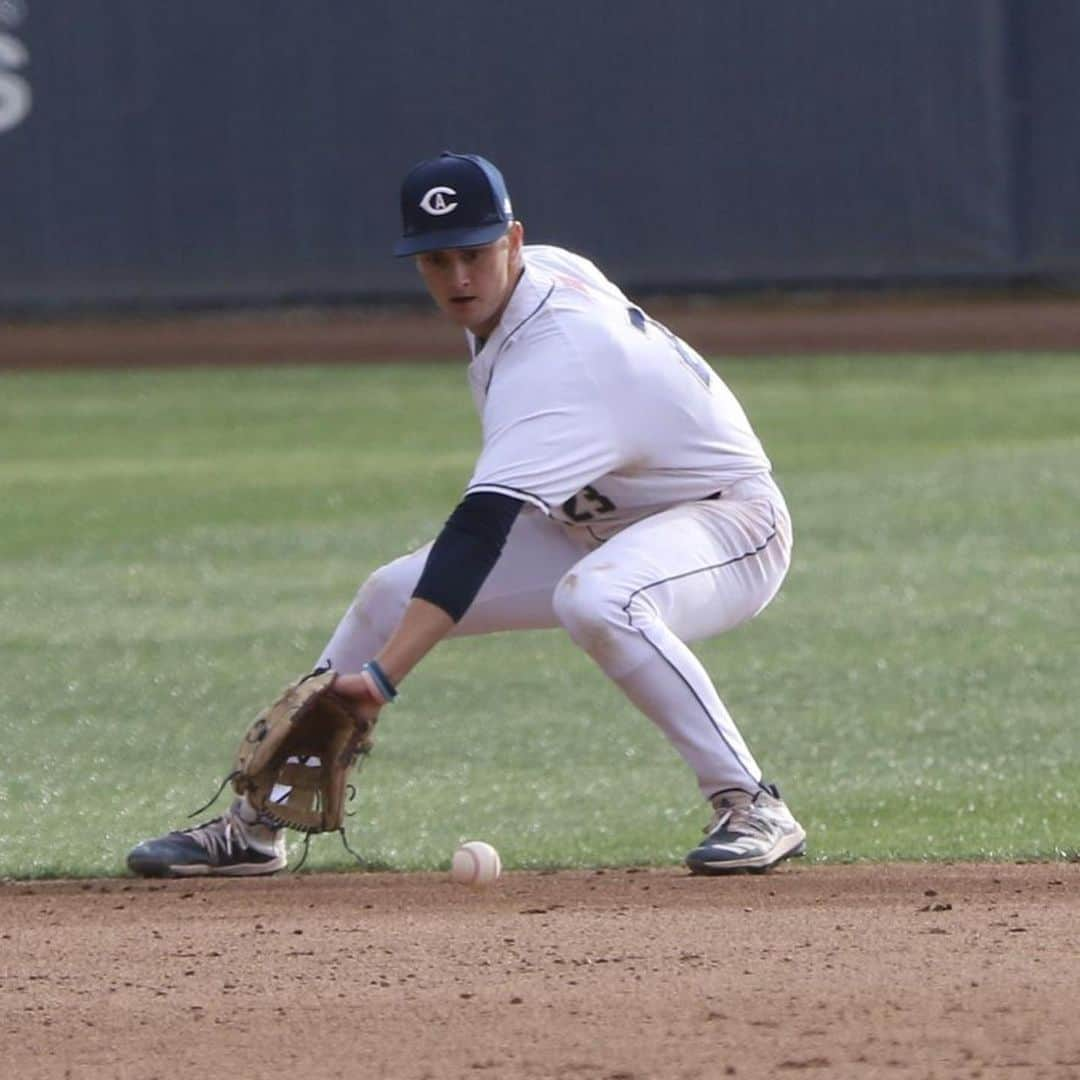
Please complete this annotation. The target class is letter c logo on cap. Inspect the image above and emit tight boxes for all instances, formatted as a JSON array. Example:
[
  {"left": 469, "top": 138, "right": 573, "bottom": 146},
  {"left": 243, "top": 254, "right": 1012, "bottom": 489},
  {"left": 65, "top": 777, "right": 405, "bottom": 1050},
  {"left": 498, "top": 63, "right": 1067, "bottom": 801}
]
[{"left": 420, "top": 186, "right": 458, "bottom": 216}]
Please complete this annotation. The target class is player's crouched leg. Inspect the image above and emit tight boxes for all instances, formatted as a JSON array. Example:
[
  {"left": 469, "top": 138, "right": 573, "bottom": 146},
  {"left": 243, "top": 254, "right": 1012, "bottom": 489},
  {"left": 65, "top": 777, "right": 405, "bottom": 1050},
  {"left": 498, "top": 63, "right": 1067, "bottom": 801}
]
[{"left": 551, "top": 541, "right": 807, "bottom": 876}]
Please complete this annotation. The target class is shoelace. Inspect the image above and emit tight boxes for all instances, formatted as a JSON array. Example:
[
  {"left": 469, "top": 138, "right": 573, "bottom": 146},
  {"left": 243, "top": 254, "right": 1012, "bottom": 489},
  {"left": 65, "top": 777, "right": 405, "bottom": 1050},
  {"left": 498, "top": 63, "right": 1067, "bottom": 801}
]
[
  {"left": 706, "top": 798, "right": 772, "bottom": 839},
  {"left": 181, "top": 814, "right": 243, "bottom": 860}
]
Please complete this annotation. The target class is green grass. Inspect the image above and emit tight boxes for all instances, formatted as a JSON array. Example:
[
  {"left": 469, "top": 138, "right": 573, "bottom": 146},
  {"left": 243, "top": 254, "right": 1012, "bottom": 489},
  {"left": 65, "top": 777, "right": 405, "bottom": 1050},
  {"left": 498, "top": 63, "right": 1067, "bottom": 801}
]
[{"left": 1, "top": 354, "right": 1077, "bottom": 878}]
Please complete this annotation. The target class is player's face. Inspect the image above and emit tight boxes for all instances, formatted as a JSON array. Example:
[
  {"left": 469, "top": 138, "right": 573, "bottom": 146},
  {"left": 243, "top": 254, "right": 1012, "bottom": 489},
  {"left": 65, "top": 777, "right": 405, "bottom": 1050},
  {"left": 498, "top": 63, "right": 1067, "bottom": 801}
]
[{"left": 416, "top": 222, "right": 524, "bottom": 338}]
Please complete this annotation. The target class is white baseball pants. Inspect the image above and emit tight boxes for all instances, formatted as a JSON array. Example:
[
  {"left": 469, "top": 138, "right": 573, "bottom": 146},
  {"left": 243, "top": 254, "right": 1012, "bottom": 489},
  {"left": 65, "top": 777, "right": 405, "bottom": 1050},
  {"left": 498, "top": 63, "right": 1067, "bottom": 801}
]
[{"left": 319, "top": 474, "right": 792, "bottom": 799}]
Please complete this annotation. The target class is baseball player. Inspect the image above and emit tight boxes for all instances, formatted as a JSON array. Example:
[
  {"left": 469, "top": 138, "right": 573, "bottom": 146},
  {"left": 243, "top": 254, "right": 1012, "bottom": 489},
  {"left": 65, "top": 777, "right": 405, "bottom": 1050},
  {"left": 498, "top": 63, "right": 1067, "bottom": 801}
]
[{"left": 128, "top": 152, "right": 806, "bottom": 877}]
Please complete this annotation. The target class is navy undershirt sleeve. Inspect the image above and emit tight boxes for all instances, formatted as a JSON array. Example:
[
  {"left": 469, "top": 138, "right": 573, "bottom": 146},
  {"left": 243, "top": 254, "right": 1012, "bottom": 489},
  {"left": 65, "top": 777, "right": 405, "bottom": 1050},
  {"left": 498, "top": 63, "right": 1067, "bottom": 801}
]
[{"left": 412, "top": 491, "right": 524, "bottom": 622}]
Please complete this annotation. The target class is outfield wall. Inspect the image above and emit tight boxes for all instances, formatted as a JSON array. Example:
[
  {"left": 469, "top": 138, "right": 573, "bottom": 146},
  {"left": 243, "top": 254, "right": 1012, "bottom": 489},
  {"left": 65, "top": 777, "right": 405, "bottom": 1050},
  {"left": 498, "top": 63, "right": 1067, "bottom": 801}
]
[{"left": 2, "top": 1, "right": 1080, "bottom": 311}]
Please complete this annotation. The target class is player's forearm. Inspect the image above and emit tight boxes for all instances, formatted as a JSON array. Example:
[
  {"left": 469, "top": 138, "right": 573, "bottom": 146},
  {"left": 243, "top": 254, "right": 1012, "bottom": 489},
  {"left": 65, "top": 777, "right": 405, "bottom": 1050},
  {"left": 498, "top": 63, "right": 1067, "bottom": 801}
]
[{"left": 374, "top": 597, "right": 454, "bottom": 686}]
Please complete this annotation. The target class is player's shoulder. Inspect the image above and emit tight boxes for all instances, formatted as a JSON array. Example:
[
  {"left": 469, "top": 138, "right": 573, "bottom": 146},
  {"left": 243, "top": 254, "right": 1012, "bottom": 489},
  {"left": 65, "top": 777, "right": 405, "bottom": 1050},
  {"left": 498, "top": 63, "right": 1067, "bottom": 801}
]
[
  {"left": 522, "top": 245, "right": 632, "bottom": 332},
  {"left": 524, "top": 245, "right": 624, "bottom": 299},
  {"left": 524, "top": 244, "right": 602, "bottom": 278},
  {"left": 495, "top": 269, "right": 635, "bottom": 396}
]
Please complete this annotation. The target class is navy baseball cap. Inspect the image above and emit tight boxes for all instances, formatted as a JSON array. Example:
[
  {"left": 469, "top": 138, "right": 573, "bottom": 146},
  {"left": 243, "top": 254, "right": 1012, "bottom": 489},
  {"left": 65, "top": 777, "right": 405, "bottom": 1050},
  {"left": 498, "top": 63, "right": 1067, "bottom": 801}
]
[{"left": 394, "top": 152, "right": 514, "bottom": 257}]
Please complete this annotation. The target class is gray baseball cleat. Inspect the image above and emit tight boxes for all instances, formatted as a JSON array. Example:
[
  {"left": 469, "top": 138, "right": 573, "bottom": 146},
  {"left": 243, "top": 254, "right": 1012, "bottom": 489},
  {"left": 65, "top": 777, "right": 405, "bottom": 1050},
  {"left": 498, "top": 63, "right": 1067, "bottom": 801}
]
[
  {"left": 126, "top": 799, "right": 286, "bottom": 877},
  {"left": 685, "top": 783, "right": 806, "bottom": 875}
]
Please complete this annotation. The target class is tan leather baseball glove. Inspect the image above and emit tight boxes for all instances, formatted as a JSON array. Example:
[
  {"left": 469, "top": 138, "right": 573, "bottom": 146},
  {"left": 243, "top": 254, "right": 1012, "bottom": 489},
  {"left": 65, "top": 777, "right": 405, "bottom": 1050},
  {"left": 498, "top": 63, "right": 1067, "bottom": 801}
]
[{"left": 231, "top": 667, "right": 376, "bottom": 833}]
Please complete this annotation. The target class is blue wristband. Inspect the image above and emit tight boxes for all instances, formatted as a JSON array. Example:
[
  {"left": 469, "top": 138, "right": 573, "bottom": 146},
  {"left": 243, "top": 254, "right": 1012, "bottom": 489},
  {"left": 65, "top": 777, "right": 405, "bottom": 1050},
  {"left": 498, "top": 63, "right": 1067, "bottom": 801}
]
[{"left": 362, "top": 660, "right": 398, "bottom": 702}]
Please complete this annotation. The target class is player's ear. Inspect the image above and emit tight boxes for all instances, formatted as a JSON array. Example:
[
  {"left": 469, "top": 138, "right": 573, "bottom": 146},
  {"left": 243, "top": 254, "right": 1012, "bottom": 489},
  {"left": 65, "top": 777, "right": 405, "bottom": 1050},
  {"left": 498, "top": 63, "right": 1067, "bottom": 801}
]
[{"left": 507, "top": 220, "right": 524, "bottom": 260}]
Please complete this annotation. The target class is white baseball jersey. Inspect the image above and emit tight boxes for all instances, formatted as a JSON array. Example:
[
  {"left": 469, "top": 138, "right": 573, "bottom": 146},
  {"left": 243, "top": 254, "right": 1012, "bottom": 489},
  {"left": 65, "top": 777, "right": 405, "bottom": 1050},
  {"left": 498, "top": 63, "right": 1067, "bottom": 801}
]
[
  {"left": 323, "top": 244, "right": 794, "bottom": 803},
  {"left": 464, "top": 245, "right": 771, "bottom": 541}
]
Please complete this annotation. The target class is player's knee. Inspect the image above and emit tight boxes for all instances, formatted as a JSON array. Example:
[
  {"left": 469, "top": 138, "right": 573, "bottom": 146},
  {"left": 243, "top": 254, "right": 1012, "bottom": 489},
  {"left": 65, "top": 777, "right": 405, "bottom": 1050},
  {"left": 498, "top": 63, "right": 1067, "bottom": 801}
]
[
  {"left": 552, "top": 566, "right": 624, "bottom": 654},
  {"left": 352, "top": 561, "right": 413, "bottom": 638}
]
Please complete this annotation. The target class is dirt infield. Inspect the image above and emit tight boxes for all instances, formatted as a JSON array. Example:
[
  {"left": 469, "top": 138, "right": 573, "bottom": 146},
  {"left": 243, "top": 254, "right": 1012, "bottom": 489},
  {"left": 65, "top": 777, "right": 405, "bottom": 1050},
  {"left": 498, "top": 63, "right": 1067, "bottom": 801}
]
[
  {"left": 4, "top": 294, "right": 1080, "bottom": 369},
  {"left": 4, "top": 861, "right": 1078, "bottom": 1079}
]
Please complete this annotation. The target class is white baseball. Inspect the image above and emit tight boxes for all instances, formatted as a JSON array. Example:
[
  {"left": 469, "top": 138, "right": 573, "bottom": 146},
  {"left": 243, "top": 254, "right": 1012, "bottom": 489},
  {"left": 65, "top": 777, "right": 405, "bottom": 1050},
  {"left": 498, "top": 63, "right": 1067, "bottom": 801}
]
[{"left": 451, "top": 840, "right": 501, "bottom": 887}]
